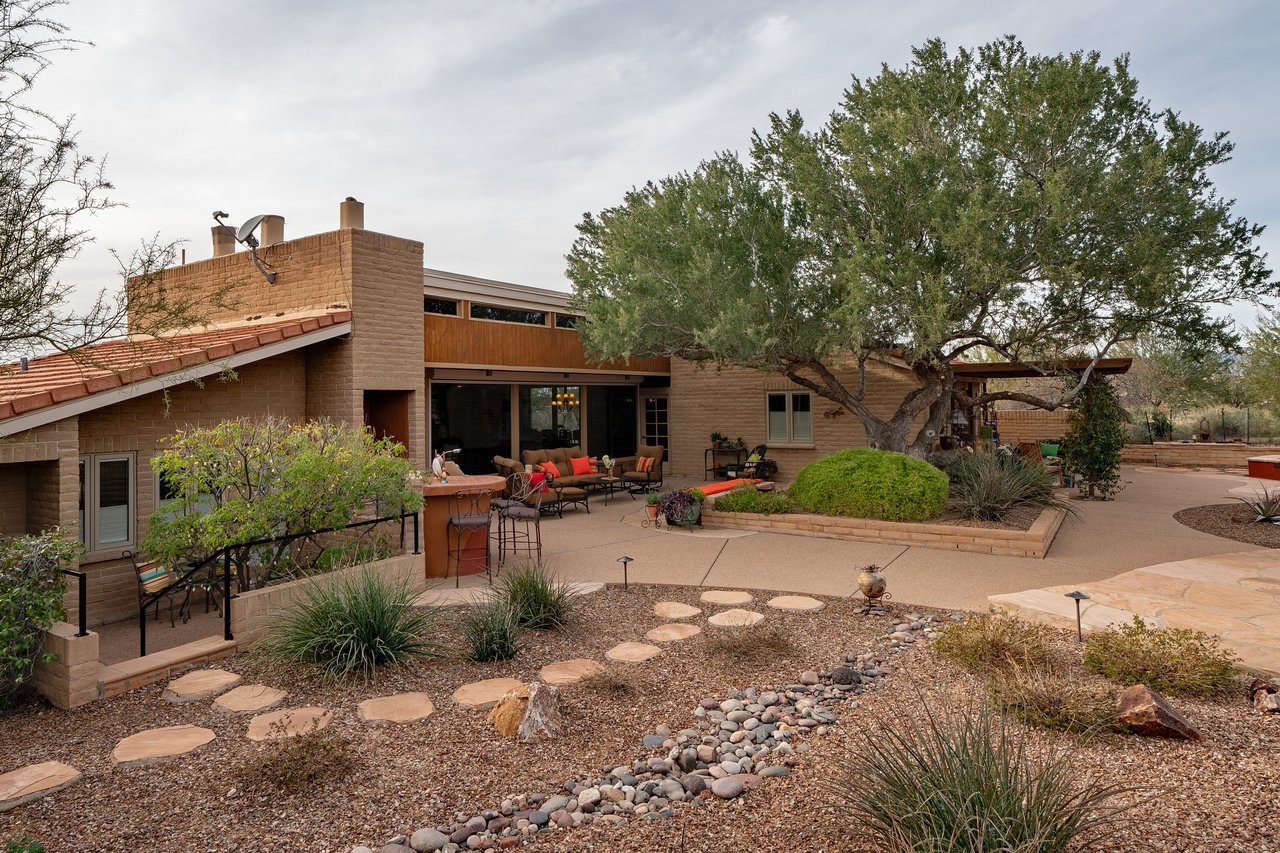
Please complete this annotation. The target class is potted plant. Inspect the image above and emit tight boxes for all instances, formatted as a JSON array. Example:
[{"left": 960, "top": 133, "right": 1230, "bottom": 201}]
[
  {"left": 659, "top": 488, "right": 705, "bottom": 526},
  {"left": 710, "top": 431, "right": 726, "bottom": 449},
  {"left": 644, "top": 490, "right": 661, "bottom": 520}
]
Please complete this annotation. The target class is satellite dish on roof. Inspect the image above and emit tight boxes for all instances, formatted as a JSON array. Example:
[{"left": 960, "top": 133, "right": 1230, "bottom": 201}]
[
  {"left": 236, "top": 214, "right": 269, "bottom": 246},
  {"left": 211, "top": 212, "right": 277, "bottom": 285}
]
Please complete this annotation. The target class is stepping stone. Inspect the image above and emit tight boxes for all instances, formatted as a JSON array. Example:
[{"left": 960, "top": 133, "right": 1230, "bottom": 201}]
[
  {"left": 700, "top": 590, "right": 753, "bottom": 606},
  {"left": 246, "top": 706, "right": 332, "bottom": 741},
  {"left": 214, "top": 684, "right": 288, "bottom": 714},
  {"left": 606, "top": 641, "right": 662, "bottom": 663},
  {"left": 654, "top": 601, "right": 702, "bottom": 619},
  {"left": 645, "top": 623, "right": 702, "bottom": 642},
  {"left": 767, "top": 595, "right": 825, "bottom": 612},
  {"left": 358, "top": 692, "right": 435, "bottom": 725},
  {"left": 453, "top": 678, "right": 528, "bottom": 710},
  {"left": 708, "top": 608, "right": 766, "bottom": 628},
  {"left": 112, "top": 725, "right": 216, "bottom": 766},
  {"left": 540, "top": 659, "right": 604, "bottom": 686},
  {"left": 0, "top": 761, "right": 81, "bottom": 813},
  {"left": 162, "top": 669, "right": 241, "bottom": 703}
]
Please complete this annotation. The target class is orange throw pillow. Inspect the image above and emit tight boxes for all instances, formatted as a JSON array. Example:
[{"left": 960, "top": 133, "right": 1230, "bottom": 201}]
[
  {"left": 570, "top": 456, "right": 593, "bottom": 476},
  {"left": 539, "top": 461, "right": 562, "bottom": 479},
  {"left": 636, "top": 456, "right": 654, "bottom": 473}
]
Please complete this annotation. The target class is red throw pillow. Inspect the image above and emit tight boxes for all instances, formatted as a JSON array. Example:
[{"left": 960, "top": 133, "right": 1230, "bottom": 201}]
[
  {"left": 529, "top": 472, "right": 549, "bottom": 492},
  {"left": 636, "top": 455, "right": 654, "bottom": 473},
  {"left": 539, "top": 461, "right": 562, "bottom": 479},
  {"left": 569, "top": 456, "right": 593, "bottom": 476}
]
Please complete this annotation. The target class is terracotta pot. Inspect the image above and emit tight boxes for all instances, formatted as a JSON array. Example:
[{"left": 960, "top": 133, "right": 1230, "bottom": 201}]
[
  {"left": 645, "top": 504, "right": 659, "bottom": 520},
  {"left": 858, "top": 565, "right": 887, "bottom": 601}
]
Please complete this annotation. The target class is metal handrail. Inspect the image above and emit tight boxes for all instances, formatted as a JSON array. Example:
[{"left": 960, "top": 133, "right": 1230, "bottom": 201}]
[
  {"left": 138, "top": 509, "right": 420, "bottom": 657},
  {"left": 57, "top": 568, "right": 88, "bottom": 637}
]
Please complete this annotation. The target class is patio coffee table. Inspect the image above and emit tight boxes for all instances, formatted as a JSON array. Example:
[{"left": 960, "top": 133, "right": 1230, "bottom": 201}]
[{"left": 594, "top": 476, "right": 622, "bottom": 505}]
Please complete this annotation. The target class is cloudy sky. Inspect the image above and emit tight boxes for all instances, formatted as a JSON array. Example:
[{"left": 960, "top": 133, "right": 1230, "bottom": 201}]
[{"left": 29, "top": 0, "right": 1280, "bottom": 326}]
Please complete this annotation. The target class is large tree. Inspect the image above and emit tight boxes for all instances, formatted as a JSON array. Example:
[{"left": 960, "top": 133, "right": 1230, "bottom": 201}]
[
  {"left": 567, "top": 37, "right": 1274, "bottom": 453},
  {"left": 1, "top": 0, "right": 228, "bottom": 366}
]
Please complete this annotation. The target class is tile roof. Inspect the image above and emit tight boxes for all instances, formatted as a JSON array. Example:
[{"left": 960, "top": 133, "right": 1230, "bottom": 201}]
[{"left": 0, "top": 310, "right": 351, "bottom": 421}]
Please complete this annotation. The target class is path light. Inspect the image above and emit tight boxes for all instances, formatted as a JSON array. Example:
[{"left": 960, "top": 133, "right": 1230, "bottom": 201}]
[
  {"left": 617, "top": 555, "right": 633, "bottom": 591},
  {"left": 1064, "top": 591, "right": 1090, "bottom": 643}
]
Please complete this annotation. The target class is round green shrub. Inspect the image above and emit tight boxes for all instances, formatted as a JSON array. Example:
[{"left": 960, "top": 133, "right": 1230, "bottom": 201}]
[{"left": 789, "top": 448, "right": 948, "bottom": 522}]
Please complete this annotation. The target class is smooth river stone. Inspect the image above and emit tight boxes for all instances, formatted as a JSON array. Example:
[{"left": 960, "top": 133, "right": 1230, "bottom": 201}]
[
  {"left": 162, "top": 669, "right": 241, "bottom": 703},
  {"left": 539, "top": 659, "right": 604, "bottom": 686},
  {"left": 358, "top": 692, "right": 435, "bottom": 724},
  {"left": 766, "top": 595, "right": 825, "bottom": 612},
  {"left": 644, "top": 623, "right": 702, "bottom": 642},
  {"left": 246, "top": 706, "right": 332, "bottom": 741},
  {"left": 708, "top": 608, "right": 765, "bottom": 628},
  {"left": 653, "top": 601, "right": 702, "bottom": 619},
  {"left": 452, "top": 678, "right": 528, "bottom": 710},
  {"left": 700, "top": 590, "right": 753, "bottom": 606},
  {"left": 605, "top": 641, "right": 662, "bottom": 663},
  {"left": 0, "top": 761, "right": 81, "bottom": 812},
  {"left": 112, "top": 725, "right": 216, "bottom": 766}
]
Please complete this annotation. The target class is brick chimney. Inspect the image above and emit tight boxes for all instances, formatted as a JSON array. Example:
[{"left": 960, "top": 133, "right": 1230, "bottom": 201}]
[
  {"left": 211, "top": 224, "right": 236, "bottom": 257},
  {"left": 260, "top": 215, "right": 285, "bottom": 246},
  {"left": 340, "top": 196, "right": 364, "bottom": 229}
]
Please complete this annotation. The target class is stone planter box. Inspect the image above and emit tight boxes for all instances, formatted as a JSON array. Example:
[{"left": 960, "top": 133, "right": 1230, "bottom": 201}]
[{"left": 699, "top": 504, "right": 1067, "bottom": 559}]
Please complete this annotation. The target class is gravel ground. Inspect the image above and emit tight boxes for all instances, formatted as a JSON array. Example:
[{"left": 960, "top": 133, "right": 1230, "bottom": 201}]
[
  {"left": 1174, "top": 503, "right": 1280, "bottom": 548},
  {"left": 2, "top": 586, "right": 1277, "bottom": 852}
]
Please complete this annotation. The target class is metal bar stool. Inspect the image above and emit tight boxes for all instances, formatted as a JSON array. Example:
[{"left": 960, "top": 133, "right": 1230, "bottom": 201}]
[
  {"left": 446, "top": 487, "right": 492, "bottom": 587},
  {"left": 497, "top": 472, "right": 544, "bottom": 566}
]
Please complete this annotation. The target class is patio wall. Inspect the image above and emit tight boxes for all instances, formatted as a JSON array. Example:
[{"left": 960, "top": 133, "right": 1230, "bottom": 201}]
[
  {"left": 1120, "top": 442, "right": 1280, "bottom": 468},
  {"left": 994, "top": 409, "right": 1071, "bottom": 444}
]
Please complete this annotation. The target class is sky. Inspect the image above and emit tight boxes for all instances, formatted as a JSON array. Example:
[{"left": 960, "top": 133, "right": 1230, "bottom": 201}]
[{"left": 25, "top": 0, "right": 1280, "bottom": 329}]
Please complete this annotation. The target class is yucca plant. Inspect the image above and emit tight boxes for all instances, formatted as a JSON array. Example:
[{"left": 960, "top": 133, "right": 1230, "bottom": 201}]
[
  {"left": 495, "top": 562, "right": 575, "bottom": 630},
  {"left": 825, "top": 698, "right": 1138, "bottom": 852},
  {"left": 459, "top": 600, "right": 522, "bottom": 662},
  {"left": 948, "top": 447, "right": 1073, "bottom": 522},
  {"left": 1234, "top": 488, "right": 1280, "bottom": 523},
  {"left": 258, "top": 569, "right": 446, "bottom": 680}
]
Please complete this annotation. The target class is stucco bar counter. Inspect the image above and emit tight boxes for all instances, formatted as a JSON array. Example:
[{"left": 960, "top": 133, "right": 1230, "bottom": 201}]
[{"left": 420, "top": 475, "right": 506, "bottom": 581}]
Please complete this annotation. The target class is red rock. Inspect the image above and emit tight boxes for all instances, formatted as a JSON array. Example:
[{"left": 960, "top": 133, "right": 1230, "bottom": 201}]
[{"left": 1116, "top": 685, "right": 1202, "bottom": 740}]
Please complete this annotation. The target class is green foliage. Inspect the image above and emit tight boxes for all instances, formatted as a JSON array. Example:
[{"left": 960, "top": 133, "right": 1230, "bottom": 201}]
[
  {"left": 4, "top": 839, "right": 46, "bottom": 853},
  {"left": 789, "top": 449, "right": 947, "bottom": 522},
  {"left": 711, "top": 485, "right": 796, "bottom": 514},
  {"left": 933, "top": 615, "right": 1055, "bottom": 676},
  {"left": 1, "top": 530, "right": 77, "bottom": 710},
  {"left": 948, "top": 447, "right": 1070, "bottom": 521},
  {"left": 145, "top": 417, "right": 422, "bottom": 589},
  {"left": 243, "top": 716, "right": 355, "bottom": 794},
  {"left": 826, "top": 699, "right": 1136, "bottom": 852},
  {"left": 257, "top": 569, "right": 446, "bottom": 681},
  {"left": 1235, "top": 488, "right": 1280, "bottom": 523},
  {"left": 459, "top": 601, "right": 521, "bottom": 662},
  {"left": 495, "top": 562, "right": 575, "bottom": 630},
  {"left": 1243, "top": 310, "right": 1280, "bottom": 407},
  {"left": 1064, "top": 376, "right": 1129, "bottom": 497},
  {"left": 1083, "top": 616, "right": 1240, "bottom": 697},
  {"left": 657, "top": 489, "right": 704, "bottom": 525},
  {"left": 569, "top": 36, "right": 1275, "bottom": 454},
  {"left": 988, "top": 669, "right": 1118, "bottom": 733},
  {"left": 644, "top": 490, "right": 661, "bottom": 505}
]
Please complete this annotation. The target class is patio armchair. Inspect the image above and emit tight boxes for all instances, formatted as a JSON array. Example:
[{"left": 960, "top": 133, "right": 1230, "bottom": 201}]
[
  {"left": 127, "top": 550, "right": 189, "bottom": 628},
  {"left": 618, "top": 444, "right": 665, "bottom": 495}
]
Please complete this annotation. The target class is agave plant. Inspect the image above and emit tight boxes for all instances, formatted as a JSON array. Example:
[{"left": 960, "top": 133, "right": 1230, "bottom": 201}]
[{"left": 1235, "top": 489, "right": 1280, "bottom": 523}]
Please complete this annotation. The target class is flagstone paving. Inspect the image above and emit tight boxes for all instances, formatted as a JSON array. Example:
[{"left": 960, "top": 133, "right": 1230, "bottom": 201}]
[
  {"left": 358, "top": 692, "right": 435, "bottom": 725},
  {"left": 246, "top": 706, "right": 332, "bottom": 741},
  {"left": 767, "top": 595, "right": 825, "bottom": 612},
  {"left": 605, "top": 641, "right": 662, "bottom": 662},
  {"left": 539, "top": 659, "right": 604, "bottom": 686},
  {"left": 644, "top": 623, "right": 702, "bottom": 642},
  {"left": 700, "top": 590, "right": 753, "bottom": 606},
  {"left": 112, "top": 725, "right": 216, "bottom": 766},
  {"left": 162, "top": 668, "right": 241, "bottom": 703},
  {"left": 453, "top": 678, "right": 527, "bottom": 710},
  {"left": 707, "top": 608, "right": 766, "bottom": 627},
  {"left": 653, "top": 601, "right": 702, "bottom": 619},
  {"left": 0, "top": 761, "right": 81, "bottom": 813},
  {"left": 214, "top": 684, "right": 288, "bottom": 714},
  {"left": 989, "top": 549, "right": 1280, "bottom": 675}
]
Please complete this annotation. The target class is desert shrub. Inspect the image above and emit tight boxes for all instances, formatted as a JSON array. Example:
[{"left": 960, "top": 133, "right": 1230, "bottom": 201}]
[
  {"left": 495, "top": 562, "right": 574, "bottom": 630},
  {"left": 789, "top": 449, "right": 948, "bottom": 522},
  {"left": 706, "top": 624, "right": 795, "bottom": 664},
  {"left": 989, "top": 668, "right": 1117, "bottom": 732},
  {"left": 459, "top": 601, "right": 521, "bottom": 662},
  {"left": 948, "top": 447, "right": 1070, "bottom": 521},
  {"left": 258, "top": 569, "right": 446, "bottom": 680},
  {"left": 4, "top": 840, "right": 46, "bottom": 853},
  {"left": 826, "top": 700, "right": 1136, "bottom": 852},
  {"left": 1083, "top": 616, "right": 1239, "bottom": 696},
  {"left": 244, "top": 717, "right": 355, "bottom": 793},
  {"left": 711, "top": 485, "right": 796, "bottom": 514},
  {"left": 581, "top": 667, "right": 641, "bottom": 697},
  {"left": 933, "top": 615, "right": 1055, "bottom": 675},
  {"left": 1, "top": 531, "right": 78, "bottom": 712}
]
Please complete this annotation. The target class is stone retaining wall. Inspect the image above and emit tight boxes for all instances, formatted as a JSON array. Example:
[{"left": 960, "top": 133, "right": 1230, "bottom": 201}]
[
  {"left": 1120, "top": 442, "right": 1280, "bottom": 468},
  {"left": 700, "top": 505, "right": 1066, "bottom": 558}
]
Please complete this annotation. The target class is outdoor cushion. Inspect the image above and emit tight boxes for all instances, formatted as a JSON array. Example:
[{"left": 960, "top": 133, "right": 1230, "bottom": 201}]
[
  {"left": 503, "top": 505, "right": 539, "bottom": 520},
  {"left": 539, "top": 461, "right": 563, "bottom": 478},
  {"left": 523, "top": 449, "right": 551, "bottom": 467},
  {"left": 529, "top": 472, "right": 549, "bottom": 492},
  {"left": 138, "top": 564, "right": 173, "bottom": 595},
  {"left": 448, "top": 513, "right": 489, "bottom": 528},
  {"left": 636, "top": 455, "right": 654, "bottom": 473},
  {"left": 569, "top": 456, "right": 594, "bottom": 476}
]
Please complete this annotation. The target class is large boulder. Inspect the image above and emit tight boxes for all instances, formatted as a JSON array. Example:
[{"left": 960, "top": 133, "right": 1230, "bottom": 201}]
[
  {"left": 1116, "top": 685, "right": 1201, "bottom": 740},
  {"left": 488, "top": 682, "right": 562, "bottom": 742}
]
